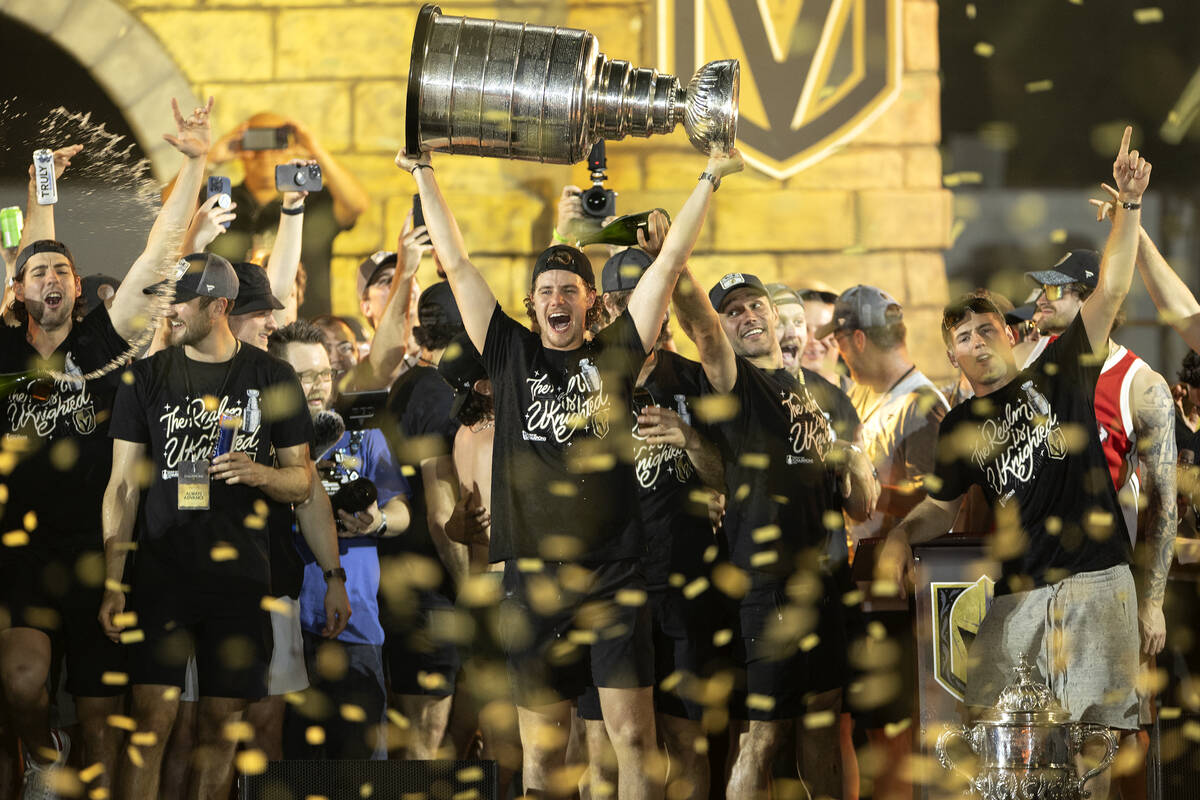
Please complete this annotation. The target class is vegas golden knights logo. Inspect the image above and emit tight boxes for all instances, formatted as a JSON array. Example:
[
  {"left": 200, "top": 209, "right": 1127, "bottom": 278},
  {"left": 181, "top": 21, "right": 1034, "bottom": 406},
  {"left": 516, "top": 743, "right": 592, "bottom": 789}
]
[
  {"left": 657, "top": 0, "right": 902, "bottom": 180},
  {"left": 930, "top": 577, "right": 994, "bottom": 701}
]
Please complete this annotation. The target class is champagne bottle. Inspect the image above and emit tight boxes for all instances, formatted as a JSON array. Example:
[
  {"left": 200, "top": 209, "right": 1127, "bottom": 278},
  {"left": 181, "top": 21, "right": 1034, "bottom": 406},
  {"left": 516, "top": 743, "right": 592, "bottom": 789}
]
[{"left": 574, "top": 209, "right": 672, "bottom": 247}]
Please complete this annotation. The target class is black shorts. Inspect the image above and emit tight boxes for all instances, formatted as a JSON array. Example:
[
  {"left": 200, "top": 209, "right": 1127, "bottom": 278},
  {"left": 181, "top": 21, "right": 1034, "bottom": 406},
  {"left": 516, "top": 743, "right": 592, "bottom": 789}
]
[
  {"left": 577, "top": 586, "right": 733, "bottom": 721},
  {"left": 501, "top": 559, "right": 654, "bottom": 708},
  {"left": 731, "top": 573, "right": 847, "bottom": 721},
  {"left": 0, "top": 545, "right": 126, "bottom": 697},
  {"left": 383, "top": 596, "right": 462, "bottom": 699},
  {"left": 127, "top": 556, "right": 273, "bottom": 699},
  {"left": 848, "top": 607, "right": 916, "bottom": 728}
]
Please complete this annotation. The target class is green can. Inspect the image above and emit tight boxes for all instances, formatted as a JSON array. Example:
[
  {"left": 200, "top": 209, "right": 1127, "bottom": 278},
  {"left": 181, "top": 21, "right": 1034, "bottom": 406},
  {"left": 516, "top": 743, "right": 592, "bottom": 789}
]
[{"left": 0, "top": 207, "right": 22, "bottom": 249}]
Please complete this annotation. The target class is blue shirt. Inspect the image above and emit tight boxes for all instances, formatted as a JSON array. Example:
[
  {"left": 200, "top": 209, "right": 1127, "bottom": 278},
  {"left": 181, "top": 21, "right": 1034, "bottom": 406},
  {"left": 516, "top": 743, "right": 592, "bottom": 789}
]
[{"left": 298, "top": 428, "right": 409, "bottom": 645}]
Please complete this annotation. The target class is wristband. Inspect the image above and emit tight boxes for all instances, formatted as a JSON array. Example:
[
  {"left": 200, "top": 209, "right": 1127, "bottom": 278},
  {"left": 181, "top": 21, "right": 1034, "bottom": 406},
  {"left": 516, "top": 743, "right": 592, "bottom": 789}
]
[
  {"left": 323, "top": 567, "right": 347, "bottom": 582},
  {"left": 373, "top": 511, "right": 388, "bottom": 538},
  {"left": 1121, "top": 201, "right": 1141, "bottom": 210},
  {"left": 280, "top": 205, "right": 305, "bottom": 216},
  {"left": 699, "top": 171, "right": 720, "bottom": 191},
  {"left": 410, "top": 164, "right": 433, "bottom": 174},
  {"left": 552, "top": 228, "right": 571, "bottom": 244}
]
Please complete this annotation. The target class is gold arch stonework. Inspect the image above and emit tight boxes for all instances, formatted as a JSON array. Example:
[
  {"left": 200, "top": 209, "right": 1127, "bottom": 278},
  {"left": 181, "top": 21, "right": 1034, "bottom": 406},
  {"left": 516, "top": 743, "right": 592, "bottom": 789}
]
[
  {"left": 657, "top": 0, "right": 903, "bottom": 181},
  {"left": 2, "top": 0, "right": 200, "bottom": 182}
]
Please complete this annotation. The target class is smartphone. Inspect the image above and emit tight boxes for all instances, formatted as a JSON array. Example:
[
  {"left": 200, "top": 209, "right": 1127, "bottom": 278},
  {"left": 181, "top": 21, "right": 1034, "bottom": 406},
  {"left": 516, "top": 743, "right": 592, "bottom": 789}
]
[
  {"left": 206, "top": 176, "right": 233, "bottom": 228},
  {"left": 275, "top": 163, "right": 323, "bottom": 193},
  {"left": 333, "top": 389, "right": 390, "bottom": 430},
  {"left": 412, "top": 193, "right": 425, "bottom": 229},
  {"left": 241, "top": 126, "right": 291, "bottom": 151}
]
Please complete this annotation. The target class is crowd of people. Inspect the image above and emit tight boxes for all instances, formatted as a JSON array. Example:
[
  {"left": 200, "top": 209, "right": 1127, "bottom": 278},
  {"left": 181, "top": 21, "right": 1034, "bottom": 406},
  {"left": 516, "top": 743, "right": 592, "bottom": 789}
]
[{"left": 0, "top": 93, "right": 1193, "bottom": 800}]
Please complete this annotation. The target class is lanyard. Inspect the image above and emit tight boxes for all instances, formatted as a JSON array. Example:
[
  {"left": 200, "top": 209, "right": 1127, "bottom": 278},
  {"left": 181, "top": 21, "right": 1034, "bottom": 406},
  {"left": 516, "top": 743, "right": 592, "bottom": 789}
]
[{"left": 180, "top": 342, "right": 241, "bottom": 408}]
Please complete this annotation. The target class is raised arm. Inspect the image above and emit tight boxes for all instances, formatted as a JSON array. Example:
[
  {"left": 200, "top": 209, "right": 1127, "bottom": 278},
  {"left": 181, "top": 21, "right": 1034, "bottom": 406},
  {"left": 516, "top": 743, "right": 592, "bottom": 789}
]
[
  {"left": 99, "top": 438, "right": 146, "bottom": 641},
  {"left": 15, "top": 144, "right": 83, "bottom": 257},
  {"left": 181, "top": 193, "right": 238, "bottom": 255},
  {"left": 361, "top": 212, "right": 429, "bottom": 388},
  {"left": 396, "top": 150, "right": 497, "bottom": 354},
  {"left": 1079, "top": 126, "right": 1151, "bottom": 352},
  {"left": 626, "top": 151, "right": 743, "bottom": 353},
  {"left": 1130, "top": 368, "right": 1176, "bottom": 655},
  {"left": 672, "top": 265, "right": 738, "bottom": 393},
  {"left": 267, "top": 160, "right": 312, "bottom": 314},
  {"left": 108, "top": 98, "right": 213, "bottom": 342}
]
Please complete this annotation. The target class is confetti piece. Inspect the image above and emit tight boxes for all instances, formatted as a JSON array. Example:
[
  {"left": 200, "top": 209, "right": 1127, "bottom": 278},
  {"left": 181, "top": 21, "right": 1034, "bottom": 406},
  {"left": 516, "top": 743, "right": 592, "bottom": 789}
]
[
  {"left": 1050, "top": 228, "right": 1068, "bottom": 244},
  {"left": 457, "top": 766, "right": 484, "bottom": 782},
  {"left": 341, "top": 704, "right": 367, "bottom": 723},
  {"left": 121, "top": 371, "right": 135, "bottom": 385},
  {"left": 1160, "top": 706, "right": 1181, "bottom": 720},
  {"left": 966, "top": 3, "right": 976, "bottom": 18},
  {"left": 567, "top": 629, "right": 598, "bottom": 645},
  {"left": 260, "top": 596, "right": 294, "bottom": 615},
  {"left": 949, "top": 219, "right": 967, "bottom": 246},
  {"left": 306, "top": 726, "right": 326, "bottom": 745},
  {"left": 1133, "top": 7, "right": 1163, "bottom": 23},
  {"left": 118, "top": 630, "right": 144, "bottom": 644},
  {"left": 80, "top": 763, "right": 105, "bottom": 783},
  {"left": 942, "top": 172, "right": 983, "bottom": 187},
  {"left": 202, "top": 394, "right": 219, "bottom": 412},
  {"left": 682, "top": 577, "right": 710, "bottom": 599},
  {"left": 224, "top": 721, "right": 255, "bottom": 743},
  {"left": 90, "top": 788, "right": 110, "bottom": 800},
  {"left": 243, "top": 514, "right": 265, "bottom": 530},
  {"left": 387, "top": 709, "right": 411, "bottom": 729},
  {"left": 23, "top": 511, "right": 37, "bottom": 531},
  {"left": 823, "top": 510, "right": 844, "bottom": 531},
  {"left": 712, "top": 563, "right": 749, "bottom": 599},
  {"left": 660, "top": 671, "right": 684, "bottom": 692},
  {"left": 713, "top": 629, "right": 733, "bottom": 647},
  {"left": 400, "top": 465, "right": 416, "bottom": 477},
  {"left": 1025, "top": 79, "right": 1054, "bottom": 94},
  {"left": 417, "top": 671, "right": 448, "bottom": 691},
  {"left": 210, "top": 544, "right": 238, "bottom": 562},
  {"left": 112, "top": 612, "right": 137, "bottom": 627},
  {"left": 738, "top": 453, "right": 769, "bottom": 470},
  {"left": 702, "top": 545, "right": 718, "bottom": 563},
  {"left": 516, "top": 558, "right": 544, "bottom": 572},
  {"left": 101, "top": 672, "right": 128, "bottom": 686},
  {"left": 752, "top": 525, "right": 780, "bottom": 543},
  {"left": 800, "top": 633, "right": 820, "bottom": 652},
  {"left": 127, "top": 746, "right": 144, "bottom": 768},
  {"left": 0, "top": 484, "right": 7, "bottom": 504},
  {"left": 3, "top": 530, "right": 29, "bottom": 547},
  {"left": 750, "top": 551, "right": 779, "bottom": 568},
  {"left": 162, "top": 687, "right": 181, "bottom": 701},
  {"left": 360, "top": 785, "right": 374, "bottom": 799},
  {"left": 615, "top": 588, "right": 647, "bottom": 607},
  {"left": 453, "top": 791, "right": 480, "bottom": 800},
  {"left": 746, "top": 694, "right": 776, "bottom": 712},
  {"left": 236, "top": 750, "right": 268, "bottom": 775},
  {"left": 130, "top": 732, "right": 157, "bottom": 747},
  {"left": 973, "top": 42, "right": 994, "bottom": 57},
  {"left": 885, "top": 718, "right": 912, "bottom": 738},
  {"left": 803, "top": 709, "right": 836, "bottom": 729}
]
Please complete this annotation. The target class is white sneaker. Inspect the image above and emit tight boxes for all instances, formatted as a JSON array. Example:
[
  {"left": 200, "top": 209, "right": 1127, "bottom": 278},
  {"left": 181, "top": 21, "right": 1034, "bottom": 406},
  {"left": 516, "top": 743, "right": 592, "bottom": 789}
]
[{"left": 20, "top": 729, "right": 71, "bottom": 800}]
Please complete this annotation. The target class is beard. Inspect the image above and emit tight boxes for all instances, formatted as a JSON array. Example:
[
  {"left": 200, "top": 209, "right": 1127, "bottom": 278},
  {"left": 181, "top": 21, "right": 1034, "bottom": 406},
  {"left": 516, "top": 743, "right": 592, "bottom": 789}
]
[
  {"left": 170, "top": 313, "right": 214, "bottom": 348},
  {"left": 24, "top": 296, "right": 75, "bottom": 331}
]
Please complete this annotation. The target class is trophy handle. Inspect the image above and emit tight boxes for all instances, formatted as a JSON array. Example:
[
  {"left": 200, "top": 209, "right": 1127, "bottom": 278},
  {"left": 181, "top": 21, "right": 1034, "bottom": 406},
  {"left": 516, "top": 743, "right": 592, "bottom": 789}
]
[
  {"left": 1073, "top": 726, "right": 1118, "bottom": 788},
  {"left": 936, "top": 726, "right": 976, "bottom": 782}
]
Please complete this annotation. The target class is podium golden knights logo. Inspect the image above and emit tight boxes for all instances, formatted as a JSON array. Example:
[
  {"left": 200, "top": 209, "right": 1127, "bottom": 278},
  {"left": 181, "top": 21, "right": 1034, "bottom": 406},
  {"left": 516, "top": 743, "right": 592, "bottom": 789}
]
[
  {"left": 930, "top": 577, "right": 994, "bottom": 701},
  {"left": 657, "top": 0, "right": 902, "bottom": 180}
]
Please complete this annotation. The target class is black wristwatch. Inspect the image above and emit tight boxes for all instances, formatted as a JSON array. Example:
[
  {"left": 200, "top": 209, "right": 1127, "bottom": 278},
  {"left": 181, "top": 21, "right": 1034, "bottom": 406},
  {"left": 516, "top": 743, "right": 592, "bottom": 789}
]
[{"left": 323, "top": 567, "right": 347, "bottom": 582}]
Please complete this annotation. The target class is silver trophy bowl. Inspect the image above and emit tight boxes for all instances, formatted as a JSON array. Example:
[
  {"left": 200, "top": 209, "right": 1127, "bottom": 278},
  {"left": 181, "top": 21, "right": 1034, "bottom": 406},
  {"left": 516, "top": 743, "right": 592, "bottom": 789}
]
[{"left": 405, "top": 3, "right": 738, "bottom": 163}]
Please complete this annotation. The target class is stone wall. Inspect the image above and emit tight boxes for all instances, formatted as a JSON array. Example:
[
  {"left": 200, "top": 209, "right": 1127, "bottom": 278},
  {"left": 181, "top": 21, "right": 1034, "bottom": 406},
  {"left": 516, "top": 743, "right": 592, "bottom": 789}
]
[{"left": 27, "top": 0, "right": 954, "bottom": 377}]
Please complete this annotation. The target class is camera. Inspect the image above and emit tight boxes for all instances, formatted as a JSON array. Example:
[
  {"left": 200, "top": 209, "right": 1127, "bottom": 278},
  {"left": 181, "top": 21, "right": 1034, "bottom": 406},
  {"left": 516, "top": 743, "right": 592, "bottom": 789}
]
[
  {"left": 275, "top": 162, "right": 323, "bottom": 192},
  {"left": 579, "top": 141, "right": 616, "bottom": 219},
  {"left": 331, "top": 477, "right": 378, "bottom": 522}
]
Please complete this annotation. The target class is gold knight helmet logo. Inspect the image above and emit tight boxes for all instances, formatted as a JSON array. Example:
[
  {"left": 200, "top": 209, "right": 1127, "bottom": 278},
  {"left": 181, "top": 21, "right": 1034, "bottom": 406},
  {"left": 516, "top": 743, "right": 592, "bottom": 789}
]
[{"left": 657, "top": 0, "right": 902, "bottom": 180}]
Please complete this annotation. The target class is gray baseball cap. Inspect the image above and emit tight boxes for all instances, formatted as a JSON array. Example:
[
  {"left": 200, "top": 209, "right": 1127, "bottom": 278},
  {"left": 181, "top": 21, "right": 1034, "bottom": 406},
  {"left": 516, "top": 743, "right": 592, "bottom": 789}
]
[
  {"left": 144, "top": 252, "right": 239, "bottom": 302},
  {"left": 814, "top": 285, "right": 903, "bottom": 338}
]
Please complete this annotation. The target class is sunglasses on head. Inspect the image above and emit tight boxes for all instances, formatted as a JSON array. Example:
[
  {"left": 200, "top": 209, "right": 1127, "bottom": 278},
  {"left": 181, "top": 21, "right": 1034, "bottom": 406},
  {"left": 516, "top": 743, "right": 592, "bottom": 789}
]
[{"left": 942, "top": 297, "right": 1004, "bottom": 333}]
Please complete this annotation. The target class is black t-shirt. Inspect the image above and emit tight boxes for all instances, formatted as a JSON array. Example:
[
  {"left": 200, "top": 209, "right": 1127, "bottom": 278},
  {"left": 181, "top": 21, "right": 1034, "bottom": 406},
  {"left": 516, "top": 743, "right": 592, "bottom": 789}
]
[
  {"left": 634, "top": 350, "right": 716, "bottom": 590},
  {"left": 206, "top": 183, "right": 345, "bottom": 317},
  {"left": 0, "top": 306, "right": 128, "bottom": 546},
  {"left": 108, "top": 344, "right": 313, "bottom": 589},
  {"left": 703, "top": 358, "right": 844, "bottom": 579},
  {"left": 803, "top": 367, "right": 859, "bottom": 441},
  {"left": 1175, "top": 413, "right": 1200, "bottom": 464},
  {"left": 379, "top": 365, "right": 459, "bottom": 599},
  {"left": 483, "top": 305, "right": 647, "bottom": 564},
  {"left": 930, "top": 316, "right": 1131, "bottom": 592}
]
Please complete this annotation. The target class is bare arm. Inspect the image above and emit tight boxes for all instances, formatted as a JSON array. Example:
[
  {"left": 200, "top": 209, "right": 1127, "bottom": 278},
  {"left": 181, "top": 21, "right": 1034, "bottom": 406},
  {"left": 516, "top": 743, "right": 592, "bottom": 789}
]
[
  {"left": 16, "top": 145, "right": 83, "bottom": 256},
  {"left": 294, "top": 466, "right": 351, "bottom": 638},
  {"left": 875, "top": 494, "right": 964, "bottom": 597},
  {"left": 422, "top": 454, "right": 469, "bottom": 590},
  {"left": 397, "top": 151, "right": 497, "bottom": 354},
  {"left": 1079, "top": 126, "right": 1150, "bottom": 352},
  {"left": 1131, "top": 369, "right": 1176, "bottom": 655},
  {"left": 627, "top": 152, "right": 743, "bottom": 353},
  {"left": 672, "top": 266, "right": 738, "bottom": 393},
  {"left": 98, "top": 439, "right": 146, "bottom": 641},
  {"left": 266, "top": 163, "right": 312, "bottom": 316},
  {"left": 109, "top": 98, "right": 214, "bottom": 342},
  {"left": 361, "top": 214, "right": 429, "bottom": 388},
  {"left": 1136, "top": 227, "right": 1200, "bottom": 350}
]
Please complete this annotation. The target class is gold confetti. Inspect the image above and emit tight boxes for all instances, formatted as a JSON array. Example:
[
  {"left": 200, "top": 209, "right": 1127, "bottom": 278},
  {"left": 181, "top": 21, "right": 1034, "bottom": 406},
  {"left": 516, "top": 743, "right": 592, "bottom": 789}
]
[
  {"left": 682, "top": 577, "right": 709, "bottom": 599},
  {"left": 966, "top": 3, "right": 976, "bottom": 17},
  {"left": 49, "top": 439, "right": 79, "bottom": 471},
  {"left": 80, "top": 763, "right": 105, "bottom": 783},
  {"left": 457, "top": 766, "right": 484, "bottom": 782},
  {"left": 660, "top": 671, "right": 684, "bottom": 692},
  {"left": 615, "top": 588, "right": 647, "bottom": 607},
  {"left": 2, "top": 530, "right": 29, "bottom": 547},
  {"left": 973, "top": 42, "right": 994, "bottom": 58},
  {"left": 942, "top": 172, "right": 983, "bottom": 188},
  {"left": 360, "top": 785, "right": 374, "bottom": 799},
  {"left": 885, "top": 718, "right": 912, "bottom": 738},
  {"left": 162, "top": 687, "right": 181, "bottom": 701},
  {"left": 210, "top": 544, "right": 238, "bottom": 562},
  {"left": 101, "top": 672, "right": 128, "bottom": 686},
  {"left": 702, "top": 545, "right": 718, "bottom": 563},
  {"left": 243, "top": 514, "right": 265, "bottom": 530},
  {"left": 713, "top": 628, "right": 733, "bottom": 647},
  {"left": 202, "top": 394, "right": 219, "bottom": 412},
  {"left": 341, "top": 704, "right": 367, "bottom": 723},
  {"left": 1025, "top": 79, "right": 1054, "bottom": 94},
  {"left": 516, "top": 558, "right": 544, "bottom": 573},
  {"left": 803, "top": 709, "right": 836, "bottom": 729},
  {"left": 750, "top": 551, "right": 779, "bottom": 568},
  {"left": 752, "top": 525, "right": 781, "bottom": 543},
  {"left": 118, "top": 630, "right": 144, "bottom": 644},
  {"left": 260, "top": 596, "right": 294, "bottom": 615},
  {"left": 453, "top": 790, "right": 480, "bottom": 800},
  {"left": 112, "top": 612, "right": 137, "bottom": 627},
  {"left": 306, "top": 726, "right": 325, "bottom": 745},
  {"left": 800, "top": 633, "right": 820, "bottom": 652},
  {"left": 693, "top": 394, "right": 739, "bottom": 424},
  {"left": 738, "top": 453, "right": 769, "bottom": 470},
  {"left": 567, "top": 629, "right": 598, "bottom": 645},
  {"left": 126, "top": 746, "right": 144, "bottom": 768},
  {"left": 23, "top": 511, "right": 37, "bottom": 531},
  {"left": 387, "top": 709, "right": 411, "bottom": 729},
  {"left": 223, "top": 721, "right": 254, "bottom": 743},
  {"left": 0, "top": 484, "right": 7, "bottom": 504},
  {"left": 823, "top": 510, "right": 844, "bottom": 530},
  {"left": 1133, "top": 7, "right": 1163, "bottom": 23},
  {"left": 121, "top": 371, "right": 135, "bottom": 385},
  {"left": 235, "top": 749, "right": 267, "bottom": 775},
  {"left": 712, "top": 563, "right": 749, "bottom": 599},
  {"left": 1160, "top": 706, "right": 1181, "bottom": 720},
  {"left": 417, "top": 672, "right": 448, "bottom": 692},
  {"left": 130, "top": 732, "right": 157, "bottom": 747},
  {"left": 284, "top": 691, "right": 306, "bottom": 706},
  {"left": 1050, "top": 228, "right": 1068, "bottom": 244},
  {"left": 746, "top": 694, "right": 776, "bottom": 712}
]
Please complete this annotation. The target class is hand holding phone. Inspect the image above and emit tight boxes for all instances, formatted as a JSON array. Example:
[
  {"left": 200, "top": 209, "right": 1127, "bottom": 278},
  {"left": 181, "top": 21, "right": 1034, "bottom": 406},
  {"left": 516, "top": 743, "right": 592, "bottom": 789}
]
[
  {"left": 206, "top": 176, "right": 233, "bottom": 228},
  {"left": 276, "top": 163, "right": 323, "bottom": 193}
]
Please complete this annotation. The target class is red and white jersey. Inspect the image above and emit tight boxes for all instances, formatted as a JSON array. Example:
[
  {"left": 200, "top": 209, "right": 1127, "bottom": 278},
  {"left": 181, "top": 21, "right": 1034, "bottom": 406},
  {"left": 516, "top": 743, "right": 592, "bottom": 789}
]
[{"left": 1094, "top": 344, "right": 1148, "bottom": 545}]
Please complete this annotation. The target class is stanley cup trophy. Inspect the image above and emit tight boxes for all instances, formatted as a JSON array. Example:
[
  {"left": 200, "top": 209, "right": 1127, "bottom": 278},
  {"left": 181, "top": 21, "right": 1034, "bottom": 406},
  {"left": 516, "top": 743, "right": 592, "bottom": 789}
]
[{"left": 405, "top": 3, "right": 739, "bottom": 163}]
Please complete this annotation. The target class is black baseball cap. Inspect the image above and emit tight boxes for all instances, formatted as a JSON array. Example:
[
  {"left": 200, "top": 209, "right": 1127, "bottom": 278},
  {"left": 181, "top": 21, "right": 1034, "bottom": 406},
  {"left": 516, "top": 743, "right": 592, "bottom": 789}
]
[
  {"left": 601, "top": 248, "right": 653, "bottom": 293},
  {"left": 1005, "top": 304, "right": 1036, "bottom": 325},
  {"left": 815, "top": 285, "right": 903, "bottom": 339},
  {"left": 231, "top": 261, "right": 284, "bottom": 315},
  {"left": 81, "top": 274, "right": 120, "bottom": 311},
  {"left": 144, "top": 252, "right": 239, "bottom": 302},
  {"left": 1025, "top": 249, "right": 1101, "bottom": 289},
  {"left": 438, "top": 333, "right": 488, "bottom": 422},
  {"left": 708, "top": 272, "right": 769, "bottom": 313},
  {"left": 417, "top": 281, "right": 464, "bottom": 330},
  {"left": 357, "top": 251, "right": 398, "bottom": 298},
  {"left": 13, "top": 240, "right": 74, "bottom": 279},
  {"left": 530, "top": 245, "right": 595, "bottom": 289}
]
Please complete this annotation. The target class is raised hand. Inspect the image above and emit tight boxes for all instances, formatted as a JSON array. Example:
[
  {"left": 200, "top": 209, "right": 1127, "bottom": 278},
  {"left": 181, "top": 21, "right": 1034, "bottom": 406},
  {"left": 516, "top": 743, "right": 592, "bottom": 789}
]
[
  {"left": 186, "top": 193, "right": 237, "bottom": 252},
  {"left": 398, "top": 210, "right": 431, "bottom": 280},
  {"left": 27, "top": 144, "right": 84, "bottom": 181},
  {"left": 281, "top": 158, "right": 315, "bottom": 209},
  {"left": 395, "top": 147, "right": 432, "bottom": 174},
  {"left": 164, "top": 96, "right": 214, "bottom": 159},
  {"left": 636, "top": 209, "right": 670, "bottom": 257},
  {"left": 1112, "top": 126, "right": 1151, "bottom": 201},
  {"left": 706, "top": 147, "right": 745, "bottom": 180},
  {"left": 208, "top": 122, "right": 248, "bottom": 165},
  {"left": 1088, "top": 183, "right": 1120, "bottom": 223}
]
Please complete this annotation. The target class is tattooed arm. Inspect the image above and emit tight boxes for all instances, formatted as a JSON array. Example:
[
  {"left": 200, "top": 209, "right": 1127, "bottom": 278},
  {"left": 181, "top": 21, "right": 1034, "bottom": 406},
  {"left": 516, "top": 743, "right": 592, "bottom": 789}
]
[{"left": 1131, "top": 368, "right": 1176, "bottom": 656}]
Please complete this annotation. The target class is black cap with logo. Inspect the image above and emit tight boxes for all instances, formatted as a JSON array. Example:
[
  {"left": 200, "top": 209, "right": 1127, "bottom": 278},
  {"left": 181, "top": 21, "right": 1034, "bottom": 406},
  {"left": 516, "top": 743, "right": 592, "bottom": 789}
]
[
  {"left": 708, "top": 272, "right": 769, "bottom": 312},
  {"left": 144, "top": 252, "right": 239, "bottom": 302}
]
